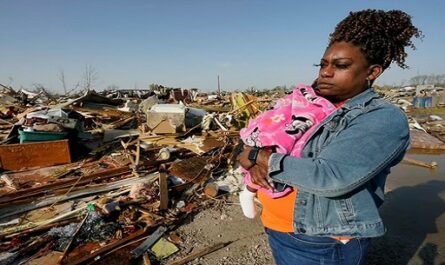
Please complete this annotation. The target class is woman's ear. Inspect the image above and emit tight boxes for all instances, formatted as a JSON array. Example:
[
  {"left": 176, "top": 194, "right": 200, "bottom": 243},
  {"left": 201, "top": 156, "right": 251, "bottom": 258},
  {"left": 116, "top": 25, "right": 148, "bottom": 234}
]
[{"left": 367, "top": 64, "right": 383, "bottom": 81}]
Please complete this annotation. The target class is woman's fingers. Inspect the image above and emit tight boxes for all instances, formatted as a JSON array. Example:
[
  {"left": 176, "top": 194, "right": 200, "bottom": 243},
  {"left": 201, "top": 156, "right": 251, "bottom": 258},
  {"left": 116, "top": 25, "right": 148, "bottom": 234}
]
[
  {"left": 256, "top": 148, "right": 272, "bottom": 167},
  {"left": 237, "top": 146, "right": 274, "bottom": 190},
  {"left": 236, "top": 145, "right": 254, "bottom": 169},
  {"left": 250, "top": 164, "right": 273, "bottom": 190}
]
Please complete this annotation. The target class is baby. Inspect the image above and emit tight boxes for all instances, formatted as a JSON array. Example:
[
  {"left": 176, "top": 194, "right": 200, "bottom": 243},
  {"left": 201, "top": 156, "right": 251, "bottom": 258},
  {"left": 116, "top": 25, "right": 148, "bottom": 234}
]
[{"left": 238, "top": 84, "right": 336, "bottom": 218}]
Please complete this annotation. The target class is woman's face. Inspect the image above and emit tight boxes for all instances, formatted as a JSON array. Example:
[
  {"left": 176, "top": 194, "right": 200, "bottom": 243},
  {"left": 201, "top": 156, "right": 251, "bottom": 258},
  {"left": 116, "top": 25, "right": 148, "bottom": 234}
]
[{"left": 316, "top": 41, "right": 373, "bottom": 103}]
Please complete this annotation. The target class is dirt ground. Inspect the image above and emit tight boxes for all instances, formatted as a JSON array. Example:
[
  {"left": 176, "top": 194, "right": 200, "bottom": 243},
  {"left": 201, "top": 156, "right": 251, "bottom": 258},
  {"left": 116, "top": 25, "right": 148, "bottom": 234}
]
[
  {"left": 163, "top": 152, "right": 445, "bottom": 265},
  {"left": 164, "top": 201, "right": 273, "bottom": 265}
]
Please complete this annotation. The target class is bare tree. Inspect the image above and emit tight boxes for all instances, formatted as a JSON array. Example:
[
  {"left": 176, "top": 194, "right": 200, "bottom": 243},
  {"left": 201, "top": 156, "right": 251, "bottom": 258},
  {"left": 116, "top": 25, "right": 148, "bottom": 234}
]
[
  {"left": 57, "top": 70, "right": 67, "bottom": 95},
  {"left": 65, "top": 82, "right": 80, "bottom": 96},
  {"left": 438, "top": 74, "right": 445, "bottom": 85},
  {"left": 409, "top": 74, "right": 445, "bottom": 86},
  {"left": 409, "top": 75, "right": 428, "bottom": 86},
  {"left": 426, "top": 74, "right": 436, "bottom": 85},
  {"left": 82, "top": 64, "right": 98, "bottom": 91},
  {"left": 32, "top": 83, "right": 46, "bottom": 92},
  {"left": 7, "top": 77, "right": 14, "bottom": 87},
  {"left": 149, "top": 83, "right": 160, "bottom": 90},
  {"left": 427, "top": 74, "right": 445, "bottom": 85}
]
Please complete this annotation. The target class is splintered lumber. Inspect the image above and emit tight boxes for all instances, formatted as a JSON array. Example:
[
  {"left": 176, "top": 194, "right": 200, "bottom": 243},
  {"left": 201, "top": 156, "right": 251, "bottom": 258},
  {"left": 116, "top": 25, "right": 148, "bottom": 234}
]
[
  {"left": 59, "top": 213, "right": 89, "bottom": 264},
  {"left": 0, "top": 140, "right": 71, "bottom": 170},
  {"left": 402, "top": 157, "right": 438, "bottom": 169},
  {"left": 410, "top": 129, "right": 445, "bottom": 150},
  {"left": 166, "top": 241, "right": 231, "bottom": 265},
  {"left": 0, "top": 175, "right": 18, "bottom": 190},
  {"left": 1, "top": 218, "right": 77, "bottom": 240},
  {"left": 0, "top": 166, "right": 131, "bottom": 204},
  {"left": 0, "top": 206, "right": 86, "bottom": 237},
  {"left": 159, "top": 172, "right": 169, "bottom": 210},
  {"left": 228, "top": 99, "right": 256, "bottom": 115},
  {"left": 143, "top": 252, "right": 152, "bottom": 265},
  {"left": 1, "top": 189, "right": 133, "bottom": 237},
  {"left": 2, "top": 235, "right": 53, "bottom": 264},
  {"left": 230, "top": 92, "right": 261, "bottom": 118},
  {"left": 168, "top": 156, "right": 209, "bottom": 182},
  {"left": 0, "top": 173, "right": 157, "bottom": 221},
  {"left": 66, "top": 229, "right": 147, "bottom": 265}
]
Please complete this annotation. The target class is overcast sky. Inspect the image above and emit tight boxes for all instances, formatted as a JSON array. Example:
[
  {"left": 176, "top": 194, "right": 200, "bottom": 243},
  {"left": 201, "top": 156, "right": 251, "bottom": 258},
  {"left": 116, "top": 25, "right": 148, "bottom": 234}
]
[{"left": 1, "top": 0, "right": 444, "bottom": 92}]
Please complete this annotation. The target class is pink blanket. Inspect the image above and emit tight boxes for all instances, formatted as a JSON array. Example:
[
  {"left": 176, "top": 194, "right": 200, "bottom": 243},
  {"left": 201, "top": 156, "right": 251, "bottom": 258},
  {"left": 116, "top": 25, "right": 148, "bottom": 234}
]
[{"left": 240, "top": 84, "right": 336, "bottom": 198}]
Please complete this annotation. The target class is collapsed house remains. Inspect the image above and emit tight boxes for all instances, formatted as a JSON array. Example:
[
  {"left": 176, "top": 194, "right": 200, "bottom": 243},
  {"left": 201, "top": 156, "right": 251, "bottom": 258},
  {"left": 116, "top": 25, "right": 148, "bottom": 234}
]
[{"left": 0, "top": 83, "right": 443, "bottom": 264}]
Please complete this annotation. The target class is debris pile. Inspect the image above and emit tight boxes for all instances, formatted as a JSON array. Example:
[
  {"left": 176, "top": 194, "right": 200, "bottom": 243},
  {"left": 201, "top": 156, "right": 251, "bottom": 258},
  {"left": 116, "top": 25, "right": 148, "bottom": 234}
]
[
  {"left": 0, "top": 85, "right": 261, "bottom": 265},
  {"left": 0, "top": 83, "right": 443, "bottom": 264},
  {"left": 380, "top": 85, "right": 445, "bottom": 151}
]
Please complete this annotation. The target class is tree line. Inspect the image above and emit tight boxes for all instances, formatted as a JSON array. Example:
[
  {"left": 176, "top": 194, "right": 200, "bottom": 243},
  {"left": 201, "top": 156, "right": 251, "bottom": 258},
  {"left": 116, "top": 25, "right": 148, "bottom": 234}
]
[{"left": 408, "top": 74, "right": 445, "bottom": 86}]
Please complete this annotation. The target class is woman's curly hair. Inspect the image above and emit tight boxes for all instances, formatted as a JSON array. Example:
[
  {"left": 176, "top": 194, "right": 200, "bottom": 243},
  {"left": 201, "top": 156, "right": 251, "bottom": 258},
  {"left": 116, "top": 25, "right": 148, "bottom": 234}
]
[{"left": 329, "top": 9, "right": 423, "bottom": 70}]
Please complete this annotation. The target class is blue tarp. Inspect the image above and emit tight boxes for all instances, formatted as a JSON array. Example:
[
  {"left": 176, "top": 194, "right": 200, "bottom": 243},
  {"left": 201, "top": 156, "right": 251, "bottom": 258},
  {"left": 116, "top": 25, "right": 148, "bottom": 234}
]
[{"left": 413, "top": 97, "right": 433, "bottom": 108}]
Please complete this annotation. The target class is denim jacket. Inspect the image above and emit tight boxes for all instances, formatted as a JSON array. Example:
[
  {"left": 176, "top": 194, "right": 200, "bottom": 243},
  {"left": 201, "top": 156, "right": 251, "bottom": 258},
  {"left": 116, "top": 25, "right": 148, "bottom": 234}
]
[{"left": 268, "top": 88, "right": 410, "bottom": 238}]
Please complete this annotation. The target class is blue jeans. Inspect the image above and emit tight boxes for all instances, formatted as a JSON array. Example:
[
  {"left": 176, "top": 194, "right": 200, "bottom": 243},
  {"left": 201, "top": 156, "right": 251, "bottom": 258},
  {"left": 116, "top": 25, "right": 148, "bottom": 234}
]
[{"left": 266, "top": 228, "right": 371, "bottom": 265}]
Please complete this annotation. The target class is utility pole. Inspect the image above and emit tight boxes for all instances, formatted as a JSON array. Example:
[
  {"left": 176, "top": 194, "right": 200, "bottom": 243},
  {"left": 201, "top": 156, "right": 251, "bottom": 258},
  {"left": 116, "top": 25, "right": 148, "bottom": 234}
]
[{"left": 217, "top": 75, "right": 221, "bottom": 98}]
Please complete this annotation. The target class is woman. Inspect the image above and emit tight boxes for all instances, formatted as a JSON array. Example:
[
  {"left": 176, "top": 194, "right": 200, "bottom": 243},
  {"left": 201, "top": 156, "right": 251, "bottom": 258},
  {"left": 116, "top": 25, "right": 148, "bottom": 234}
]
[{"left": 237, "top": 9, "right": 422, "bottom": 265}]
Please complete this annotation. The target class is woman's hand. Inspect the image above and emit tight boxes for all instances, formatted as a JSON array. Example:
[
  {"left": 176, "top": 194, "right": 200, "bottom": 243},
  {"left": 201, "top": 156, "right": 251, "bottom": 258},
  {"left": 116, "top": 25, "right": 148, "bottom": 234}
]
[
  {"left": 236, "top": 145, "right": 255, "bottom": 170},
  {"left": 237, "top": 145, "right": 274, "bottom": 190}
]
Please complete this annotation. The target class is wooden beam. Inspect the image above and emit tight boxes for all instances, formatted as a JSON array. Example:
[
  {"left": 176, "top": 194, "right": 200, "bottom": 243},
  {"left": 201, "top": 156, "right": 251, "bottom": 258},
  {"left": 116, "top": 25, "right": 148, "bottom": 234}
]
[
  {"left": 159, "top": 172, "right": 169, "bottom": 210},
  {"left": 0, "top": 166, "right": 131, "bottom": 204},
  {"left": 66, "top": 229, "right": 147, "bottom": 265},
  {"left": 142, "top": 252, "right": 152, "bottom": 265},
  {"left": 166, "top": 242, "right": 231, "bottom": 265},
  {"left": 0, "top": 173, "right": 157, "bottom": 220},
  {"left": 1, "top": 218, "right": 77, "bottom": 240},
  {"left": 58, "top": 213, "right": 89, "bottom": 264},
  {"left": 402, "top": 157, "right": 437, "bottom": 169}
]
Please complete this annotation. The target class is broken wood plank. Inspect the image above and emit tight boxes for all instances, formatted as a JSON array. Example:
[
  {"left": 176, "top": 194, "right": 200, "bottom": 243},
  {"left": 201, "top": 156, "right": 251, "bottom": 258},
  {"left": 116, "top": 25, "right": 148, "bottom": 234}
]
[
  {"left": 3, "top": 235, "right": 53, "bottom": 264},
  {"left": 0, "top": 173, "right": 157, "bottom": 220},
  {"left": 0, "top": 158, "right": 96, "bottom": 188},
  {"left": 159, "top": 172, "right": 169, "bottom": 210},
  {"left": 0, "top": 140, "right": 71, "bottom": 171},
  {"left": 402, "top": 157, "right": 438, "bottom": 169},
  {"left": 58, "top": 212, "right": 89, "bottom": 264},
  {"left": 66, "top": 229, "right": 146, "bottom": 265},
  {"left": 0, "top": 205, "right": 86, "bottom": 236},
  {"left": 410, "top": 129, "right": 445, "bottom": 150},
  {"left": 166, "top": 241, "right": 231, "bottom": 265},
  {"left": 142, "top": 252, "right": 152, "bottom": 265},
  {"left": 0, "top": 174, "right": 18, "bottom": 190},
  {"left": 228, "top": 99, "right": 256, "bottom": 115},
  {"left": 0, "top": 166, "right": 131, "bottom": 204},
  {"left": 1, "top": 218, "right": 77, "bottom": 240},
  {"left": 168, "top": 156, "right": 210, "bottom": 183},
  {"left": 135, "top": 139, "right": 141, "bottom": 166}
]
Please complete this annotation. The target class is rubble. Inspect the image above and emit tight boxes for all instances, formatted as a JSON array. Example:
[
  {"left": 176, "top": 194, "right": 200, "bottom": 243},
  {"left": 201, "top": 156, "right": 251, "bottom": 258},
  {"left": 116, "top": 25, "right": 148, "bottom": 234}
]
[
  {"left": 0, "top": 85, "right": 248, "bottom": 265},
  {"left": 0, "top": 83, "right": 443, "bottom": 265},
  {"left": 381, "top": 85, "right": 445, "bottom": 149}
]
